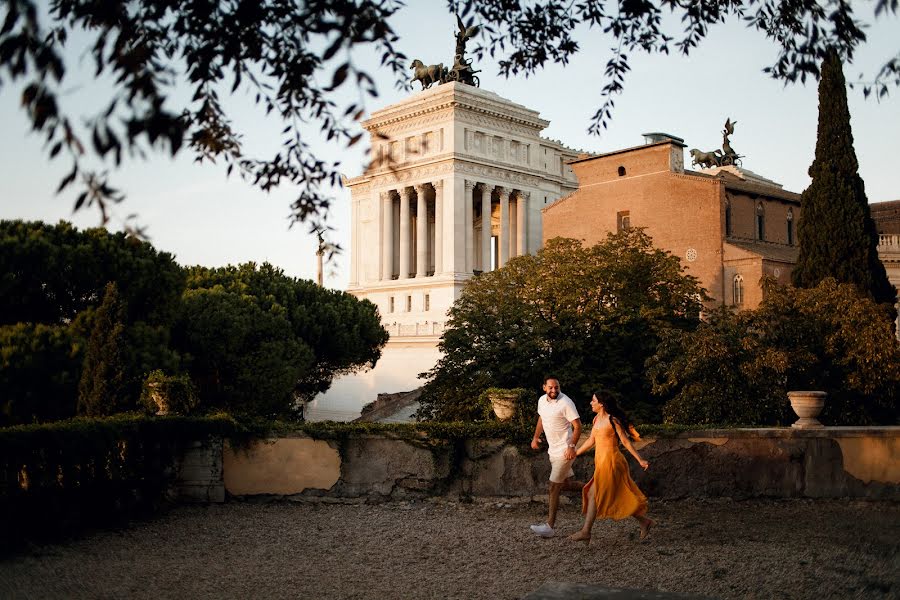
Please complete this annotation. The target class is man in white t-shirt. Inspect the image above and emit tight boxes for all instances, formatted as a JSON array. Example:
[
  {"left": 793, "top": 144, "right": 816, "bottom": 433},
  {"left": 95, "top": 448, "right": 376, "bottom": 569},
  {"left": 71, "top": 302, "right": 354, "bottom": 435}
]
[{"left": 529, "top": 376, "right": 582, "bottom": 538}]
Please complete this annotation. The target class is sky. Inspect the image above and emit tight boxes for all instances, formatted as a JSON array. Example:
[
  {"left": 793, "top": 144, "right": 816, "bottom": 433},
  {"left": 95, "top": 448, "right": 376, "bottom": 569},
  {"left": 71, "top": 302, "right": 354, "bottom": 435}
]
[{"left": 1, "top": 1, "right": 898, "bottom": 292}]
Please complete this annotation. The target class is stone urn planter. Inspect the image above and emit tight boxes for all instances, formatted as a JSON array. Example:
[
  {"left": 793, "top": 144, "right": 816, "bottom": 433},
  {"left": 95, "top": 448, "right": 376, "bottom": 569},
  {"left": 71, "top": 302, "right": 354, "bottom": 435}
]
[
  {"left": 145, "top": 381, "right": 170, "bottom": 416},
  {"left": 787, "top": 391, "right": 827, "bottom": 429},
  {"left": 486, "top": 388, "right": 521, "bottom": 422}
]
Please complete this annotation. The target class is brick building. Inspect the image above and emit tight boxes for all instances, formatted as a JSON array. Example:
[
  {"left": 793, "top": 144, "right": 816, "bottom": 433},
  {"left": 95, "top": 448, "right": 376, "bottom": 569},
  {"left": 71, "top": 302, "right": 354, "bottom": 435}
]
[{"left": 542, "top": 134, "right": 801, "bottom": 308}]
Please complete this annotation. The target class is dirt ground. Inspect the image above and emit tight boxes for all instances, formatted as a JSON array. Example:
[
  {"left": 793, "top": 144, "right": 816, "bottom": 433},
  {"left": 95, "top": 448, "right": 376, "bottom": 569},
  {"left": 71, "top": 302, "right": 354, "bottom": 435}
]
[{"left": 1, "top": 497, "right": 898, "bottom": 599}]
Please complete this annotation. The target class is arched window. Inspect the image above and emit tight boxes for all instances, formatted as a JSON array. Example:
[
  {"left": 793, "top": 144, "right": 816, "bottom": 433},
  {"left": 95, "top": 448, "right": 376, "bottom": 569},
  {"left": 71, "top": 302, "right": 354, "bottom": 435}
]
[
  {"left": 733, "top": 274, "right": 744, "bottom": 305},
  {"left": 724, "top": 199, "right": 732, "bottom": 236},
  {"left": 617, "top": 165, "right": 626, "bottom": 177},
  {"left": 756, "top": 203, "right": 765, "bottom": 241},
  {"left": 786, "top": 208, "right": 794, "bottom": 245}
]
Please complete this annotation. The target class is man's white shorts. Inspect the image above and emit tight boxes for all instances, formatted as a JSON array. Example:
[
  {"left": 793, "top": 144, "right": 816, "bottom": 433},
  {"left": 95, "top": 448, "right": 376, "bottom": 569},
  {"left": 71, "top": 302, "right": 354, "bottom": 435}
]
[{"left": 549, "top": 456, "right": 575, "bottom": 483}]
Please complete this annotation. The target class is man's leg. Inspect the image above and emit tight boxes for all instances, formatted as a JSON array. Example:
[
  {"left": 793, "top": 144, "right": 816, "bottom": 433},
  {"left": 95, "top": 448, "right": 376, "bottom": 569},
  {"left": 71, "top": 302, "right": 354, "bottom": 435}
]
[
  {"left": 561, "top": 477, "right": 584, "bottom": 493},
  {"left": 547, "top": 481, "right": 564, "bottom": 528}
]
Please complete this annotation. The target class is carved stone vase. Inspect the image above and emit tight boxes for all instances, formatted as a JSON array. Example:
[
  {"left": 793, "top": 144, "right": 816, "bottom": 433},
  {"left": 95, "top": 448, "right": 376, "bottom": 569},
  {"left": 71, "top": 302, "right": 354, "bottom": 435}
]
[
  {"left": 487, "top": 390, "right": 518, "bottom": 422},
  {"left": 787, "top": 391, "right": 827, "bottom": 429},
  {"left": 147, "top": 382, "right": 170, "bottom": 416}
]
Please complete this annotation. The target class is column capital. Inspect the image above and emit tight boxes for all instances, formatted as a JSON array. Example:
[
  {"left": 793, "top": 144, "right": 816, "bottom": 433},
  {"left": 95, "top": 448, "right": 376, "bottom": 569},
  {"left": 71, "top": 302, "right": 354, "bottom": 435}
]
[
  {"left": 464, "top": 179, "right": 476, "bottom": 192},
  {"left": 496, "top": 186, "right": 508, "bottom": 198},
  {"left": 400, "top": 186, "right": 415, "bottom": 199},
  {"left": 414, "top": 183, "right": 429, "bottom": 194},
  {"left": 432, "top": 180, "right": 443, "bottom": 192}
]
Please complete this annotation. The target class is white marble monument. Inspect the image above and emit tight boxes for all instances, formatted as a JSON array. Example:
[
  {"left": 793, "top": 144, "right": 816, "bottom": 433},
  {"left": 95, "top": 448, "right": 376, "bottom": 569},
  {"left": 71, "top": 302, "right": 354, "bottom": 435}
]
[{"left": 346, "top": 82, "right": 580, "bottom": 347}]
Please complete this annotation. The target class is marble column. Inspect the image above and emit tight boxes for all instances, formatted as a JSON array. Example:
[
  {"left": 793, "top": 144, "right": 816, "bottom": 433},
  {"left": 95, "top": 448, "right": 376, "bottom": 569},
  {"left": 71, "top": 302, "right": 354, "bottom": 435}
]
[
  {"left": 498, "top": 187, "right": 509, "bottom": 268},
  {"left": 433, "top": 181, "right": 443, "bottom": 275},
  {"left": 415, "top": 184, "right": 428, "bottom": 277},
  {"left": 517, "top": 191, "right": 528, "bottom": 257},
  {"left": 480, "top": 184, "right": 492, "bottom": 272},
  {"left": 464, "top": 180, "right": 475, "bottom": 273},
  {"left": 399, "top": 187, "right": 412, "bottom": 279},
  {"left": 381, "top": 192, "right": 393, "bottom": 280}
]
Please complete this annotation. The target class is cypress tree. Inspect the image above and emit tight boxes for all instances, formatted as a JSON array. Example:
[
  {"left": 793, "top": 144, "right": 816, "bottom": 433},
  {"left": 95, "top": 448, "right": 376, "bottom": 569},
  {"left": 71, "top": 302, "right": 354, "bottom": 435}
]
[
  {"left": 792, "top": 50, "right": 897, "bottom": 312},
  {"left": 77, "top": 282, "right": 129, "bottom": 416}
]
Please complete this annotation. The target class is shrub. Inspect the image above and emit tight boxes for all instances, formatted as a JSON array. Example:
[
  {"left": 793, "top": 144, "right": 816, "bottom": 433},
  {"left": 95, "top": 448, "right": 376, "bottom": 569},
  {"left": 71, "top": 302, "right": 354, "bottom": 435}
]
[
  {"left": 649, "top": 278, "right": 900, "bottom": 426},
  {"left": 418, "top": 230, "right": 706, "bottom": 422},
  {"left": 0, "top": 323, "right": 81, "bottom": 426},
  {"left": 77, "top": 282, "right": 129, "bottom": 416},
  {"left": 0, "top": 414, "right": 238, "bottom": 553}
]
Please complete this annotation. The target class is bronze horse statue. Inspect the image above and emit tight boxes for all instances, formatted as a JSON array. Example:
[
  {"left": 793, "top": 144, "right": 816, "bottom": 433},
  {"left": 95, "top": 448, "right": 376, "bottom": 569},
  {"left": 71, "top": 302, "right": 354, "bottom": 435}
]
[
  {"left": 689, "top": 148, "right": 723, "bottom": 169},
  {"left": 410, "top": 59, "right": 444, "bottom": 90}
]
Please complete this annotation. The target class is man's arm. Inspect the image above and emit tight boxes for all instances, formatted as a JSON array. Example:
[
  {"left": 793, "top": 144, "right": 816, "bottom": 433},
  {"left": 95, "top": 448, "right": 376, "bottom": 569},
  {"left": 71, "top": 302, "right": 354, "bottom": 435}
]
[
  {"left": 564, "top": 418, "right": 581, "bottom": 460},
  {"left": 531, "top": 416, "right": 544, "bottom": 450}
]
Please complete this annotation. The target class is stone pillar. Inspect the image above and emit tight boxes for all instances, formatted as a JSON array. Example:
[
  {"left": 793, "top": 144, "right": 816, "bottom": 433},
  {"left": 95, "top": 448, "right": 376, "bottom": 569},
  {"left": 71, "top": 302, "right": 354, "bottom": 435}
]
[
  {"left": 415, "top": 184, "right": 428, "bottom": 278},
  {"left": 349, "top": 197, "right": 358, "bottom": 285},
  {"left": 480, "top": 184, "right": 492, "bottom": 272},
  {"left": 517, "top": 191, "right": 528, "bottom": 257},
  {"left": 399, "top": 187, "right": 412, "bottom": 279},
  {"left": 381, "top": 192, "right": 393, "bottom": 280},
  {"left": 498, "top": 187, "right": 509, "bottom": 268},
  {"left": 433, "top": 181, "right": 443, "bottom": 275},
  {"left": 464, "top": 180, "right": 475, "bottom": 273}
]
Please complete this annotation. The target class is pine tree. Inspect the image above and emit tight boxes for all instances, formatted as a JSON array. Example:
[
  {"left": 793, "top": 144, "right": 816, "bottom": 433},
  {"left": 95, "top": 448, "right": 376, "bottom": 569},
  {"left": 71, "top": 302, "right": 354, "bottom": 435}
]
[
  {"left": 792, "top": 50, "right": 897, "bottom": 312},
  {"left": 77, "top": 282, "right": 129, "bottom": 416}
]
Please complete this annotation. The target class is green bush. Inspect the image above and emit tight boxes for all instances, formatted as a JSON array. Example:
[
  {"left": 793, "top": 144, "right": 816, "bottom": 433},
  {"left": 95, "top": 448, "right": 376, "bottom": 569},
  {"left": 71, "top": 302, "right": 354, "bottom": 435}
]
[
  {"left": 0, "top": 323, "right": 82, "bottom": 426},
  {"left": 77, "top": 282, "right": 129, "bottom": 416},
  {"left": 650, "top": 278, "right": 900, "bottom": 426},
  {"left": 0, "top": 414, "right": 238, "bottom": 553},
  {"left": 418, "top": 230, "right": 706, "bottom": 422}
]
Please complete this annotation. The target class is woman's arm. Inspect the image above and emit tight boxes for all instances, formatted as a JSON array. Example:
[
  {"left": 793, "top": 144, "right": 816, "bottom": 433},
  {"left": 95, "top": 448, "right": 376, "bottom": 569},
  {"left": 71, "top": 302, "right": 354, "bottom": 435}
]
[
  {"left": 613, "top": 418, "right": 649, "bottom": 470},
  {"left": 574, "top": 417, "right": 598, "bottom": 457}
]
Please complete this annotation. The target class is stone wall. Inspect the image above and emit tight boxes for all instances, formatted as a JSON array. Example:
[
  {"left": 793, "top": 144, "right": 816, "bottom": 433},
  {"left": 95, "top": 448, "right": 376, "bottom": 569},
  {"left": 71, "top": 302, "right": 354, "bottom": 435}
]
[{"left": 180, "top": 428, "right": 900, "bottom": 503}]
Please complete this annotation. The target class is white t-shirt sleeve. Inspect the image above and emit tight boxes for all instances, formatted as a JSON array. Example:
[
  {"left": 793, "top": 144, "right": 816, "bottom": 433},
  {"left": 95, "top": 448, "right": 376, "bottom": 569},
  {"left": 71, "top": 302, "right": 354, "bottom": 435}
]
[{"left": 563, "top": 398, "right": 580, "bottom": 422}]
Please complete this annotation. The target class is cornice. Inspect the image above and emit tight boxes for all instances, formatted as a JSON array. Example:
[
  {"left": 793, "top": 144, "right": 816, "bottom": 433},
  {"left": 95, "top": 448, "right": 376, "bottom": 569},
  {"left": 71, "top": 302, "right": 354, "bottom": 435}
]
[
  {"left": 346, "top": 155, "right": 577, "bottom": 190},
  {"left": 364, "top": 84, "right": 549, "bottom": 133}
]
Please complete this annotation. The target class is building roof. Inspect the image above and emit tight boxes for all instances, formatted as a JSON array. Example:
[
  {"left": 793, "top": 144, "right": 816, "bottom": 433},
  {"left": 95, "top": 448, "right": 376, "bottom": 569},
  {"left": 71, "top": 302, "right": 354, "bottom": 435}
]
[
  {"left": 565, "top": 139, "right": 678, "bottom": 164},
  {"left": 871, "top": 199, "right": 900, "bottom": 235},
  {"left": 725, "top": 239, "right": 799, "bottom": 263}
]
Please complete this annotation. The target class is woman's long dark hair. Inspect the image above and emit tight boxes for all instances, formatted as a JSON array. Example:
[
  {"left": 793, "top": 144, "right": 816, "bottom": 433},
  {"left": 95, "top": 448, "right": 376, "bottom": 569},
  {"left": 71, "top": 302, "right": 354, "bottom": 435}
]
[{"left": 593, "top": 391, "right": 640, "bottom": 440}]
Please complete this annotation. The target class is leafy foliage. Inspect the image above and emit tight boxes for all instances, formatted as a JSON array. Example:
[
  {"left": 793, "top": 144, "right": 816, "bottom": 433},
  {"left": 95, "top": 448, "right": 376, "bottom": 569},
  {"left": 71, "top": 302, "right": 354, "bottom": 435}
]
[
  {"left": 456, "top": 0, "right": 899, "bottom": 133},
  {"left": 418, "top": 230, "right": 706, "bottom": 422},
  {"left": 0, "top": 220, "right": 185, "bottom": 326},
  {"left": 791, "top": 50, "right": 897, "bottom": 314},
  {"left": 0, "top": 322, "right": 81, "bottom": 426},
  {"left": 77, "top": 282, "right": 129, "bottom": 416},
  {"left": 0, "top": 0, "right": 408, "bottom": 240},
  {"left": 650, "top": 279, "right": 900, "bottom": 426},
  {"left": 0, "top": 220, "right": 184, "bottom": 424},
  {"left": 0, "top": 413, "right": 238, "bottom": 553},
  {"left": 0, "top": 221, "right": 387, "bottom": 424},
  {"left": 178, "top": 263, "right": 388, "bottom": 417},
  {"left": 2, "top": 1, "right": 896, "bottom": 229}
]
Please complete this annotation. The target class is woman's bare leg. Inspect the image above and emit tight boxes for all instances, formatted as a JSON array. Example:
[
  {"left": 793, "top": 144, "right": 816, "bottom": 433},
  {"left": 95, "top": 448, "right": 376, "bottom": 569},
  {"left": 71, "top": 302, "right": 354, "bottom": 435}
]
[
  {"left": 569, "top": 481, "right": 596, "bottom": 542},
  {"left": 634, "top": 514, "right": 655, "bottom": 540}
]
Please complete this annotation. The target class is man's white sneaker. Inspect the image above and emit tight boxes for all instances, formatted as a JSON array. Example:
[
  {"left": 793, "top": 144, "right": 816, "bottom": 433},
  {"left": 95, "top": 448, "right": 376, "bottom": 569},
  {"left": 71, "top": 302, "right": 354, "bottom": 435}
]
[{"left": 530, "top": 523, "right": 555, "bottom": 538}]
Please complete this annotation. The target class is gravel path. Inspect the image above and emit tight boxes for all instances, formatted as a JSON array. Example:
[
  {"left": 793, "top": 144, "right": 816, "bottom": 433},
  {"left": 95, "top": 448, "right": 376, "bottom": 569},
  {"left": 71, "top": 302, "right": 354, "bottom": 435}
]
[{"left": 1, "top": 497, "right": 898, "bottom": 599}]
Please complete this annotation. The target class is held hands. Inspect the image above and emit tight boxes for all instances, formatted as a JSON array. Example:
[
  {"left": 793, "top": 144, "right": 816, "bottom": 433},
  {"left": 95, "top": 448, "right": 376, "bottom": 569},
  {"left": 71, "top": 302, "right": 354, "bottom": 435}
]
[
  {"left": 531, "top": 437, "right": 541, "bottom": 450},
  {"left": 564, "top": 446, "right": 577, "bottom": 460}
]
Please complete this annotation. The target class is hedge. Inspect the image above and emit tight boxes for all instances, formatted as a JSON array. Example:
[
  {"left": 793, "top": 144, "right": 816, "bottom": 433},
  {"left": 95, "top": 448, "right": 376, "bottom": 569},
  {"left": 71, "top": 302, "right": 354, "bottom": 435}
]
[{"left": 0, "top": 413, "right": 238, "bottom": 553}]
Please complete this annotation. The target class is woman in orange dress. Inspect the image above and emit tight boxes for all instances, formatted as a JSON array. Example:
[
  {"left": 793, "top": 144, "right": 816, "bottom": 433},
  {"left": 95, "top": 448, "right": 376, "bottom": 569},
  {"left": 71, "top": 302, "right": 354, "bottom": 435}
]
[{"left": 569, "top": 392, "right": 655, "bottom": 544}]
